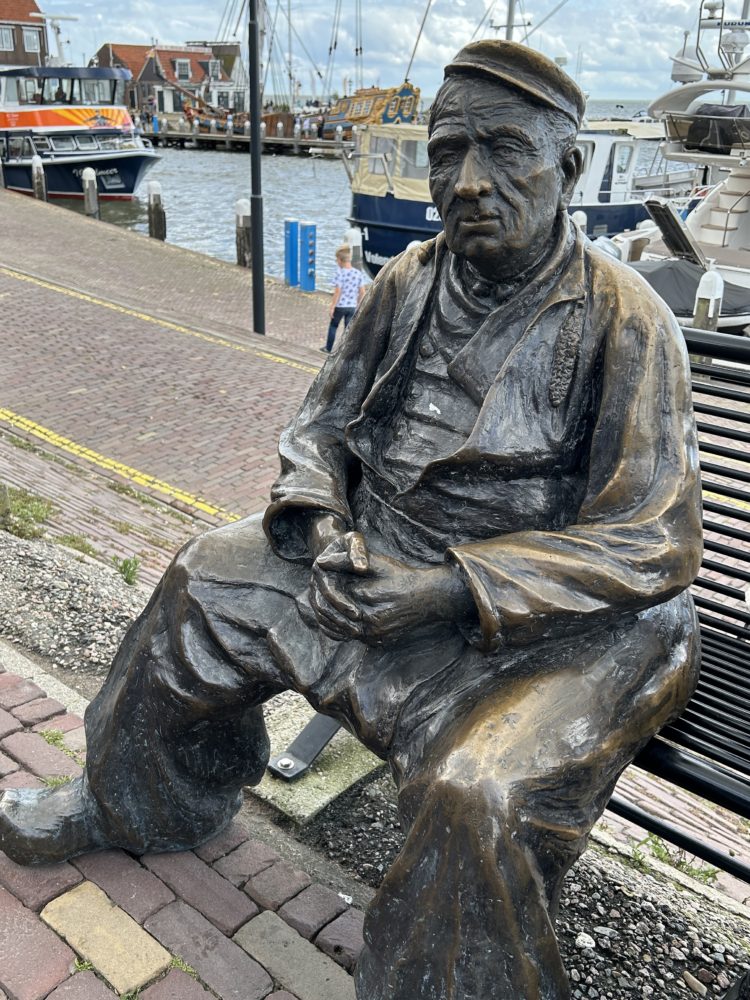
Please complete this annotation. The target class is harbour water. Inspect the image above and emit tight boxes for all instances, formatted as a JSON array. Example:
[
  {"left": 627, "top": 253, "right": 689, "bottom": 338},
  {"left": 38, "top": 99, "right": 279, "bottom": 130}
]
[{"left": 58, "top": 98, "right": 656, "bottom": 287}]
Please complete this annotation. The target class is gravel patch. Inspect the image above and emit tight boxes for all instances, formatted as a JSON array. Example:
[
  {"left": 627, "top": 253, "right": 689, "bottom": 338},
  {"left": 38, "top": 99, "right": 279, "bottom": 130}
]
[{"left": 2, "top": 526, "right": 750, "bottom": 998}]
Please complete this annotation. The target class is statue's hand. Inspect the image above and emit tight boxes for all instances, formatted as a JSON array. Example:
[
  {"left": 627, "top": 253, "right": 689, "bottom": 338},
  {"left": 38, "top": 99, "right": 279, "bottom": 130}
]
[{"left": 310, "top": 540, "right": 473, "bottom": 644}]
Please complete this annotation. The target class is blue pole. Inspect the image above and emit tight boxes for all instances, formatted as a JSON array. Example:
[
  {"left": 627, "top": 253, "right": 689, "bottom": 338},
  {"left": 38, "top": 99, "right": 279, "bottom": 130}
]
[
  {"left": 299, "top": 221, "right": 317, "bottom": 292},
  {"left": 284, "top": 219, "right": 299, "bottom": 286}
]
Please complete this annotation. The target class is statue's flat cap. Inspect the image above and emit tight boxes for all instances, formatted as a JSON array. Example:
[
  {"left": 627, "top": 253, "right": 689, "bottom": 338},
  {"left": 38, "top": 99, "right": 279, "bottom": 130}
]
[{"left": 444, "top": 40, "right": 585, "bottom": 126}]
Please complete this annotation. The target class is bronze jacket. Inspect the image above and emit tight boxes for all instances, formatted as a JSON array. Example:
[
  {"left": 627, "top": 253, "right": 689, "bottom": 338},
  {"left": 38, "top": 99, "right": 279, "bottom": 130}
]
[{"left": 264, "top": 219, "right": 702, "bottom": 653}]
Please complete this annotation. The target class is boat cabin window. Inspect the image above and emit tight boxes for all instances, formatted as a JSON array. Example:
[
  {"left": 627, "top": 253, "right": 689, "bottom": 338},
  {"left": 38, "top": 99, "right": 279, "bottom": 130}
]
[
  {"left": 575, "top": 141, "right": 593, "bottom": 175},
  {"left": 75, "top": 134, "right": 98, "bottom": 150},
  {"left": 32, "top": 136, "right": 51, "bottom": 153},
  {"left": 0, "top": 138, "right": 5, "bottom": 158},
  {"left": 399, "top": 139, "right": 429, "bottom": 179},
  {"left": 369, "top": 134, "right": 396, "bottom": 174},
  {"left": 8, "top": 136, "right": 34, "bottom": 158},
  {"left": 16, "top": 79, "right": 40, "bottom": 104},
  {"left": 50, "top": 136, "right": 77, "bottom": 151},
  {"left": 614, "top": 144, "right": 633, "bottom": 176}
]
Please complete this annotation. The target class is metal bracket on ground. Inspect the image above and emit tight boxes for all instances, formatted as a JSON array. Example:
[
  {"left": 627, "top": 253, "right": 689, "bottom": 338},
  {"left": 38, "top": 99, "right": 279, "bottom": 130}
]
[{"left": 267, "top": 713, "right": 342, "bottom": 781}]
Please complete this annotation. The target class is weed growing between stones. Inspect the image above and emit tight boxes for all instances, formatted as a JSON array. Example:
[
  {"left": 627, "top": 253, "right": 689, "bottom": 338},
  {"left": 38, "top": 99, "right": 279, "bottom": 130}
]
[
  {"left": 55, "top": 534, "right": 97, "bottom": 558},
  {"left": 112, "top": 555, "right": 140, "bottom": 586},
  {"left": 74, "top": 959, "right": 93, "bottom": 972},
  {"left": 39, "top": 729, "right": 85, "bottom": 767},
  {"left": 40, "top": 775, "right": 73, "bottom": 788},
  {"left": 0, "top": 484, "right": 56, "bottom": 540},
  {"left": 169, "top": 956, "right": 199, "bottom": 979}
]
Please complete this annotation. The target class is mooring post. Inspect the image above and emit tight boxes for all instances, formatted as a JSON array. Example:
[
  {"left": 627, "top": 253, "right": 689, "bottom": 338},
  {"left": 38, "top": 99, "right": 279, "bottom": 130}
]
[
  {"left": 235, "top": 198, "right": 252, "bottom": 268},
  {"left": 248, "top": 0, "right": 266, "bottom": 334},
  {"left": 147, "top": 180, "right": 167, "bottom": 241},
  {"left": 30, "top": 155, "right": 47, "bottom": 201},
  {"left": 693, "top": 268, "right": 724, "bottom": 332},
  {"left": 0, "top": 157, "right": 5, "bottom": 190},
  {"left": 82, "top": 167, "right": 100, "bottom": 219},
  {"left": 345, "top": 226, "right": 364, "bottom": 270}
]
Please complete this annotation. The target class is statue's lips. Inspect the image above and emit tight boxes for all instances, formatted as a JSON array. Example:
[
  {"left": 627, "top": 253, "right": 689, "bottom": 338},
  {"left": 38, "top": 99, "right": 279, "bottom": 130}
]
[{"left": 456, "top": 216, "right": 502, "bottom": 232}]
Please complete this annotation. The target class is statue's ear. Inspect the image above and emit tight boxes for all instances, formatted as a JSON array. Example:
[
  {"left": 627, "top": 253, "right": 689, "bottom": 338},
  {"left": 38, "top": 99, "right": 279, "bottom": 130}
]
[{"left": 559, "top": 145, "right": 583, "bottom": 210}]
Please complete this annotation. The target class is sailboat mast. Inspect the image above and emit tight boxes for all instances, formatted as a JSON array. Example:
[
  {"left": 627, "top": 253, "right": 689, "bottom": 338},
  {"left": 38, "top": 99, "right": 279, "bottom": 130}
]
[
  {"left": 505, "top": 0, "right": 516, "bottom": 40},
  {"left": 287, "top": 0, "right": 293, "bottom": 107}
]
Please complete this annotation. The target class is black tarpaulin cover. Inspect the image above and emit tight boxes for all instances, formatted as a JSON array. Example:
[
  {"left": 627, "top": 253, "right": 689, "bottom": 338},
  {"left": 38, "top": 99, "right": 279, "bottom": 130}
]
[{"left": 631, "top": 258, "right": 750, "bottom": 318}]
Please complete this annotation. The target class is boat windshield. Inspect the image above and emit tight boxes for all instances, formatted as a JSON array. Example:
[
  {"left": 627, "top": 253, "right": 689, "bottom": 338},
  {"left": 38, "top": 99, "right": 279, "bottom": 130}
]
[{"left": 11, "top": 75, "right": 126, "bottom": 106}]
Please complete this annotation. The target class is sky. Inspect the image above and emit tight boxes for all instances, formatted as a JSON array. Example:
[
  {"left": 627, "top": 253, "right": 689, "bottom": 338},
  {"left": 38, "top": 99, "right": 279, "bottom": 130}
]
[{"left": 34, "top": 0, "right": 716, "bottom": 101}]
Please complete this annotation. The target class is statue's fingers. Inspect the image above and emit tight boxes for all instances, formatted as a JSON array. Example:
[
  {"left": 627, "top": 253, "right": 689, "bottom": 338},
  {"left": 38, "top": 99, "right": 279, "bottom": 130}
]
[
  {"left": 345, "top": 532, "right": 370, "bottom": 575},
  {"left": 309, "top": 583, "right": 362, "bottom": 639},
  {"left": 314, "top": 569, "right": 362, "bottom": 620},
  {"left": 315, "top": 549, "right": 356, "bottom": 572}
]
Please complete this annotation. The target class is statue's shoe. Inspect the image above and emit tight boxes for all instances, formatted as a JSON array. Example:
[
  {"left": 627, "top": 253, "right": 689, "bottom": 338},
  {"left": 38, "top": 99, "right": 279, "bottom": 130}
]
[{"left": 0, "top": 776, "right": 107, "bottom": 865}]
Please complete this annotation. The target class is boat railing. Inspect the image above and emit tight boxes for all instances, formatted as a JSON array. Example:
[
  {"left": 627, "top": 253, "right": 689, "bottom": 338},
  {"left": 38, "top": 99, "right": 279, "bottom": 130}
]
[
  {"left": 341, "top": 150, "right": 395, "bottom": 193},
  {"left": 664, "top": 112, "right": 750, "bottom": 157}
]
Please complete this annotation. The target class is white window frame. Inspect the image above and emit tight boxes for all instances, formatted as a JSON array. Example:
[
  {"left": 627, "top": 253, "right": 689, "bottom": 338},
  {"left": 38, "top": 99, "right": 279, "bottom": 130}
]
[
  {"left": 175, "top": 59, "right": 191, "bottom": 82},
  {"left": 0, "top": 26, "right": 14, "bottom": 51},
  {"left": 209, "top": 59, "right": 221, "bottom": 79},
  {"left": 23, "top": 28, "right": 41, "bottom": 53}
]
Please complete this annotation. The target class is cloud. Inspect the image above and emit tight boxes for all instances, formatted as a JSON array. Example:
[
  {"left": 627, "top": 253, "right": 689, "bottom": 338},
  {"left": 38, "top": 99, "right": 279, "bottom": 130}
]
[{"left": 49, "top": 0, "right": 705, "bottom": 99}]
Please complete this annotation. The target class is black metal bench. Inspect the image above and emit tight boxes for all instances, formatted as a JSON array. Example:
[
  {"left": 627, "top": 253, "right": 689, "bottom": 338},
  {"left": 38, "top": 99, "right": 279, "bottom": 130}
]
[{"left": 269, "top": 325, "right": 750, "bottom": 882}]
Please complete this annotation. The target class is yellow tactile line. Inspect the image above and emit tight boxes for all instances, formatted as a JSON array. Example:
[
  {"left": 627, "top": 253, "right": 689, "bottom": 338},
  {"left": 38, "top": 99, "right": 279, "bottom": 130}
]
[
  {"left": 0, "top": 408, "right": 241, "bottom": 522},
  {"left": 0, "top": 266, "right": 319, "bottom": 376}
]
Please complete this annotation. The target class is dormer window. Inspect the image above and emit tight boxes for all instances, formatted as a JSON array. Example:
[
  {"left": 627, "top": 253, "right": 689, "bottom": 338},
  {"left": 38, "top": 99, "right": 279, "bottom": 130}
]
[
  {"left": 209, "top": 59, "right": 221, "bottom": 78},
  {"left": 175, "top": 59, "right": 191, "bottom": 81},
  {"left": 0, "top": 26, "right": 14, "bottom": 51},
  {"left": 23, "top": 28, "right": 41, "bottom": 53}
]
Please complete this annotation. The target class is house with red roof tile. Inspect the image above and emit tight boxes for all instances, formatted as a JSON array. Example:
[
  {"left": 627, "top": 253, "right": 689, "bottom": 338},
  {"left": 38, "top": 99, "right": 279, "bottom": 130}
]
[
  {"left": 0, "top": 0, "right": 50, "bottom": 67},
  {"left": 93, "top": 40, "right": 247, "bottom": 115}
]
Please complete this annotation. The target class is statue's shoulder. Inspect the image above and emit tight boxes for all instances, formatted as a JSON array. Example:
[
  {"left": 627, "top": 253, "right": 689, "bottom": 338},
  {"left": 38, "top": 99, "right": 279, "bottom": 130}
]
[{"left": 584, "top": 239, "right": 677, "bottom": 329}]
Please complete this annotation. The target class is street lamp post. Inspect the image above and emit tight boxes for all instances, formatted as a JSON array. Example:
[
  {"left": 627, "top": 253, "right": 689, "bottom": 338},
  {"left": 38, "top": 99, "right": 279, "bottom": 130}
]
[{"left": 248, "top": 0, "right": 266, "bottom": 335}]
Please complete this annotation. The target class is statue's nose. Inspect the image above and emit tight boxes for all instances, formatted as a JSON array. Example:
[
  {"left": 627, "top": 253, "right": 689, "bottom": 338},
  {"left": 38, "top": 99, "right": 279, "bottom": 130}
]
[{"left": 454, "top": 148, "right": 492, "bottom": 198}]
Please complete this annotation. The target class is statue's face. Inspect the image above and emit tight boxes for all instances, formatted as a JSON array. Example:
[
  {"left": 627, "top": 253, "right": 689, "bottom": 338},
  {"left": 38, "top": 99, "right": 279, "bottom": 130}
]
[{"left": 428, "top": 79, "right": 578, "bottom": 279}]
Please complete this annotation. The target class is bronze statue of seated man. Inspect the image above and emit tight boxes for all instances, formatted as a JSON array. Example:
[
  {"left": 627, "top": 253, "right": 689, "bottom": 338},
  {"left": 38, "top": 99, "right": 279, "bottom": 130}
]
[{"left": 0, "top": 40, "right": 702, "bottom": 1000}]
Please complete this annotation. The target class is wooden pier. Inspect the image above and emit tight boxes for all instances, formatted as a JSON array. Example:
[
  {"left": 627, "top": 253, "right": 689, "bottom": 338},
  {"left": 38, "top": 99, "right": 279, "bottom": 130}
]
[{"left": 143, "top": 129, "right": 354, "bottom": 158}]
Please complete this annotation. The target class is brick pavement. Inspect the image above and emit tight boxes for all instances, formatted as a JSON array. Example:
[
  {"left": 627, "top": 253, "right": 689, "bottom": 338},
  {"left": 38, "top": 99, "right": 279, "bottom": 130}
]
[{"left": 0, "top": 654, "right": 364, "bottom": 1000}]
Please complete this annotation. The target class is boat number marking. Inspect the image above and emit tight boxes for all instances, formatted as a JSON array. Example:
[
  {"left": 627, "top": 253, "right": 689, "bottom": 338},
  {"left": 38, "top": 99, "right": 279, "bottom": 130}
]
[{"left": 425, "top": 206, "right": 440, "bottom": 222}]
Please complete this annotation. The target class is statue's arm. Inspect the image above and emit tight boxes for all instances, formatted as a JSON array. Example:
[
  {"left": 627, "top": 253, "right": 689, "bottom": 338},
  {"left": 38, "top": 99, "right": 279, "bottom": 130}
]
[
  {"left": 446, "top": 298, "right": 703, "bottom": 652},
  {"left": 263, "top": 253, "right": 409, "bottom": 563}
]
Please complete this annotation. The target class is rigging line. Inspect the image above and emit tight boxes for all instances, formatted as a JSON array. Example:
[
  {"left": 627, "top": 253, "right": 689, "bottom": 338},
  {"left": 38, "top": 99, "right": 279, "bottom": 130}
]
[
  {"left": 518, "top": 0, "right": 530, "bottom": 43},
  {"left": 277, "top": 3, "right": 324, "bottom": 79},
  {"left": 233, "top": 0, "right": 248, "bottom": 38},
  {"left": 470, "top": 1, "right": 497, "bottom": 41},
  {"left": 525, "top": 0, "right": 574, "bottom": 38},
  {"left": 323, "top": 0, "right": 342, "bottom": 100},
  {"left": 355, "top": 0, "right": 363, "bottom": 90},
  {"left": 405, "top": 0, "right": 434, "bottom": 82},
  {"left": 261, "top": 0, "right": 282, "bottom": 98}
]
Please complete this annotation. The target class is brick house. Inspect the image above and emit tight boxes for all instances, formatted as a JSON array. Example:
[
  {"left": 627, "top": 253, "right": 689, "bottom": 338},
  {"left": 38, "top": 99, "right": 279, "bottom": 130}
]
[
  {"left": 0, "top": 0, "right": 50, "bottom": 67},
  {"left": 93, "top": 41, "right": 247, "bottom": 114}
]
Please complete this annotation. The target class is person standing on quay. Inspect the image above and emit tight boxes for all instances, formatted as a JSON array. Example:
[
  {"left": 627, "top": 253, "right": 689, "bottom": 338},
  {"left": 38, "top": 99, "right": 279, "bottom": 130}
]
[{"left": 322, "top": 245, "right": 367, "bottom": 353}]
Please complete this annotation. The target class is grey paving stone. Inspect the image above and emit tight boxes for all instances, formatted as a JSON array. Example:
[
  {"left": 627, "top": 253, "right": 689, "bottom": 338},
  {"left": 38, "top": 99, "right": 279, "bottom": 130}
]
[
  {"left": 278, "top": 883, "right": 348, "bottom": 940},
  {"left": 72, "top": 850, "right": 175, "bottom": 924},
  {"left": 213, "top": 838, "right": 280, "bottom": 886},
  {"left": 244, "top": 860, "right": 312, "bottom": 911},
  {"left": 140, "top": 968, "right": 213, "bottom": 998},
  {"left": 194, "top": 820, "right": 249, "bottom": 863},
  {"left": 0, "top": 884, "right": 76, "bottom": 1000},
  {"left": 145, "top": 900, "right": 272, "bottom": 1000},
  {"left": 0, "top": 849, "right": 82, "bottom": 911},
  {"left": 0, "top": 768, "right": 44, "bottom": 790},
  {"left": 46, "top": 971, "right": 116, "bottom": 997},
  {"left": 234, "top": 911, "right": 355, "bottom": 1000},
  {"left": 142, "top": 850, "right": 257, "bottom": 934},
  {"left": 268, "top": 994, "right": 299, "bottom": 1000},
  {"left": 314, "top": 908, "right": 365, "bottom": 972}
]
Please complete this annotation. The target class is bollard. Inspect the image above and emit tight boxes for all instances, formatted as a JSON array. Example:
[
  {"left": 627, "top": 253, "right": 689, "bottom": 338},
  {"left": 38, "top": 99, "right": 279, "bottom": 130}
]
[
  {"left": 335, "top": 125, "right": 343, "bottom": 147},
  {"left": 0, "top": 158, "right": 5, "bottom": 190},
  {"left": 284, "top": 219, "right": 300, "bottom": 286},
  {"left": 693, "top": 268, "right": 724, "bottom": 332},
  {"left": 210, "top": 118, "right": 218, "bottom": 134},
  {"left": 244, "top": 119, "right": 251, "bottom": 136},
  {"left": 235, "top": 198, "right": 252, "bottom": 268},
  {"left": 344, "top": 226, "right": 363, "bottom": 270},
  {"left": 299, "top": 221, "right": 316, "bottom": 292},
  {"left": 276, "top": 121, "right": 284, "bottom": 138},
  {"left": 30, "top": 155, "right": 47, "bottom": 201},
  {"left": 147, "top": 180, "right": 167, "bottom": 241},
  {"left": 82, "top": 167, "right": 99, "bottom": 219},
  {"left": 571, "top": 210, "right": 588, "bottom": 232},
  {"left": 260, "top": 121, "right": 267, "bottom": 141},
  {"left": 192, "top": 119, "right": 199, "bottom": 136}
]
